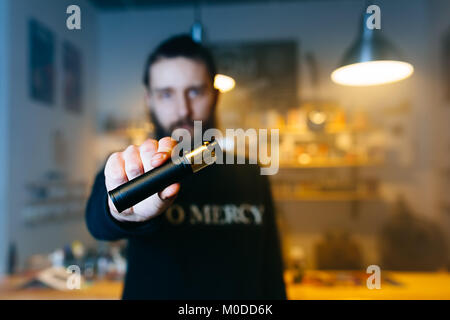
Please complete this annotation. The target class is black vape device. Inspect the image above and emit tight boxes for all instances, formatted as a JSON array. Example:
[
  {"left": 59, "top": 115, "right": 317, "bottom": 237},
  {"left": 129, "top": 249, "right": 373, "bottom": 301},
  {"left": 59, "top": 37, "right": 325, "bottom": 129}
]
[{"left": 108, "top": 140, "right": 220, "bottom": 213}]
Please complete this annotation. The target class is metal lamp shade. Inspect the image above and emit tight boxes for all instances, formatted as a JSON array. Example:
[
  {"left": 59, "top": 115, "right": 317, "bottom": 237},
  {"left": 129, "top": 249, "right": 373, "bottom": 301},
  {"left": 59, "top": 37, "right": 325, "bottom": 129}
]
[{"left": 331, "top": 11, "right": 414, "bottom": 86}]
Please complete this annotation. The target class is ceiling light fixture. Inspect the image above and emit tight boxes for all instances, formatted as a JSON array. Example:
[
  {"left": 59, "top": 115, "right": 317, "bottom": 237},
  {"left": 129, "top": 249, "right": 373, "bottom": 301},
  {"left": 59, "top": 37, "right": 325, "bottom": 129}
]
[{"left": 331, "top": 3, "right": 414, "bottom": 86}]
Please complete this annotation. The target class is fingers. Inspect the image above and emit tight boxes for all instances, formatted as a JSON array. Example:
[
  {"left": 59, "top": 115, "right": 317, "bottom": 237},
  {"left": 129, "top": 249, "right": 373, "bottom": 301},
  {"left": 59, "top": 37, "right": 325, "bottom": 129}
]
[
  {"left": 151, "top": 137, "right": 178, "bottom": 168},
  {"left": 104, "top": 152, "right": 127, "bottom": 192},
  {"left": 104, "top": 137, "right": 180, "bottom": 218},
  {"left": 150, "top": 152, "right": 169, "bottom": 168},
  {"left": 104, "top": 152, "right": 134, "bottom": 216},
  {"left": 105, "top": 137, "right": 176, "bottom": 190},
  {"left": 123, "top": 145, "right": 144, "bottom": 180},
  {"left": 104, "top": 137, "right": 180, "bottom": 214},
  {"left": 158, "top": 136, "right": 177, "bottom": 153},
  {"left": 139, "top": 139, "right": 158, "bottom": 172}
]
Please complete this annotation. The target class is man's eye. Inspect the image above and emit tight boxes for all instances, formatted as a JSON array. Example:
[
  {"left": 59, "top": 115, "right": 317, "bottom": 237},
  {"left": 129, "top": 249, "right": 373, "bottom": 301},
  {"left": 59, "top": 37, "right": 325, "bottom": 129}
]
[
  {"left": 160, "top": 92, "right": 172, "bottom": 99},
  {"left": 188, "top": 88, "right": 202, "bottom": 98}
]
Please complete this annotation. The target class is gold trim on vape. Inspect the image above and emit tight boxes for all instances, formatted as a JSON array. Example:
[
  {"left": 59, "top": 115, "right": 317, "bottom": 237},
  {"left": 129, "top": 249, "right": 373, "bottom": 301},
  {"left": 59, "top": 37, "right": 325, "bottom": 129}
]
[{"left": 183, "top": 141, "right": 219, "bottom": 173}]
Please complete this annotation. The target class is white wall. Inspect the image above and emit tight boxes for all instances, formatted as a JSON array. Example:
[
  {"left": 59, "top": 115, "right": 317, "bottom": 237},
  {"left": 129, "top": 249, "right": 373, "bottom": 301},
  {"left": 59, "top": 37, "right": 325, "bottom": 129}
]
[
  {"left": 95, "top": 0, "right": 448, "bottom": 266},
  {"left": 0, "top": 0, "right": 11, "bottom": 275},
  {"left": 6, "top": 0, "right": 99, "bottom": 270}
]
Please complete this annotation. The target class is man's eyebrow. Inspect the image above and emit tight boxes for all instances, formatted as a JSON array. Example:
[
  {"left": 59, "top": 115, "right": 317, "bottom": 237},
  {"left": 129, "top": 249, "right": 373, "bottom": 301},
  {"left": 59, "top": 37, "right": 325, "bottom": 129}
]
[
  {"left": 152, "top": 87, "right": 173, "bottom": 93},
  {"left": 187, "top": 84, "right": 207, "bottom": 90},
  {"left": 152, "top": 84, "right": 208, "bottom": 92}
]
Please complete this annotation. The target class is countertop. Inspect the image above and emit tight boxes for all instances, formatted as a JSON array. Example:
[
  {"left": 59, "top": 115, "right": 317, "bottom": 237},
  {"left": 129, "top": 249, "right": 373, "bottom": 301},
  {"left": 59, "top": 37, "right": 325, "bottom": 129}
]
[{"left": 1, "top": 271, "right": 449, "bottom": 300}]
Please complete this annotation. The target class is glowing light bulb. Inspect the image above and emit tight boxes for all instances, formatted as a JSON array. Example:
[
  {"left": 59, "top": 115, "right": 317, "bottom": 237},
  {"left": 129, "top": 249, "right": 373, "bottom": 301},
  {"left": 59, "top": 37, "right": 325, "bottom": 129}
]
[
  {"left": 331, "top": 60, "right": 414, "bottom": 86},
  {"left": 214, "top": 74, "right": 235, "bottom": 93},
  {"left": 308, "top": 111, "right": 327, "bottom": 125}
]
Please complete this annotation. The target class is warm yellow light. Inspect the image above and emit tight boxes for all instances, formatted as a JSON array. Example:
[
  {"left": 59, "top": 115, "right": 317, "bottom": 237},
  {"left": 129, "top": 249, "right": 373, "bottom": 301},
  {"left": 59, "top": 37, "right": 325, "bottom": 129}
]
[
  {"left": 308, "top": 110, "right": 327, "bottom": 125},
  {"left": 331, "top": 60, "right": 414, "bottom": 86},
  {"left": 298, "top": 153, "right": 312, "bottom": 165},
  {"left": 214, "top": 74, "right": 235, "bottom": 92}
]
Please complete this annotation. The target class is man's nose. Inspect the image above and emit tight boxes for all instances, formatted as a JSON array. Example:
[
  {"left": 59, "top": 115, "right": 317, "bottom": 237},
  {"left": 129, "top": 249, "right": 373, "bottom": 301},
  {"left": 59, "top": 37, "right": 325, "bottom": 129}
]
[{"left": 176, "top": 93, "right": 191, "bottom": 118}]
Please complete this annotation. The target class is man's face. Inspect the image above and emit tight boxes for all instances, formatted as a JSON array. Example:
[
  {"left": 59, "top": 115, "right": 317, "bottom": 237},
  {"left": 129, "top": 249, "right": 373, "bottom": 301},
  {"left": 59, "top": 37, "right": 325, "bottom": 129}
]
[{"left": 146, "top": 57, "right": 217, "bottom": 137}]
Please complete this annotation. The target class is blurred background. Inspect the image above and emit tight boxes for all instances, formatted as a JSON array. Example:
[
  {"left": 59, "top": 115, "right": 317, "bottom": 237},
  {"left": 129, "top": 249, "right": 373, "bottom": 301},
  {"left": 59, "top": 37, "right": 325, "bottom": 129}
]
[{"left": 0, "top": 0, "right": 449, "bottom": 299}]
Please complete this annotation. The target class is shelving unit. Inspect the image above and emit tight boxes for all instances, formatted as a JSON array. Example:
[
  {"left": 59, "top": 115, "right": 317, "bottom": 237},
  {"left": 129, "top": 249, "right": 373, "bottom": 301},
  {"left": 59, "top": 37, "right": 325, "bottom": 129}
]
[
  {"left": 22, "top": 180, "right": 89, "bottom": 226},
  {"left": 263, "top": 101, "right": 385, "bottom": 209}
]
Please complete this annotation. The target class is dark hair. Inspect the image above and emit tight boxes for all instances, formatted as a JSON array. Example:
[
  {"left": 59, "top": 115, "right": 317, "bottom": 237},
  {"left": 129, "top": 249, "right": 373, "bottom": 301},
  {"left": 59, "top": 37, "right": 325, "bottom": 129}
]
[{"left": 143, "top": 34, "right": 217, "bottom": 88}]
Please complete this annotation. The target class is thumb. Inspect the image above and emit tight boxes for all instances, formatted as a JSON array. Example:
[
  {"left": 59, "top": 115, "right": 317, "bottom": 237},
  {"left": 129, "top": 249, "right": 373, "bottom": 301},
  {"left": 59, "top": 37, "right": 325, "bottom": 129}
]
[{"left": 158, "top": 183, "right": 180, "bottom": 201}]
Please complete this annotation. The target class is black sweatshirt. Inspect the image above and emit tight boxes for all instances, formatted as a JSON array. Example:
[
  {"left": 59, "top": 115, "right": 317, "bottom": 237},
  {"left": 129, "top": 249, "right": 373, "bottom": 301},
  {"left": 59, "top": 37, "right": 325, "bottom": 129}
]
[{"left": 85, "top": 161, "right": 286, "bottom": 300}]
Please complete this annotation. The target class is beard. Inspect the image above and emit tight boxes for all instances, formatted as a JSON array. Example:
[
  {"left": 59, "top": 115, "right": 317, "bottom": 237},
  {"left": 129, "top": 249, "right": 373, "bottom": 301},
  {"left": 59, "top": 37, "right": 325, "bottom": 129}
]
[{"left": 148, "top": 109, "right": 217, "bottom": 143}]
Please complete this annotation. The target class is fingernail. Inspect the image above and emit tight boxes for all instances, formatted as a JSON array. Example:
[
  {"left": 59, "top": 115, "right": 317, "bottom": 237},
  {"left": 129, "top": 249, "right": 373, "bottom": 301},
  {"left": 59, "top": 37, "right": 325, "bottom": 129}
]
[
  {"left": 160, "top": 190, "right": 174, "bottom": 200},
  {"left": 160, "top": 192, "right": 169, "bottom": 200},
  {"left": 151, "top": 153, "right": 166, "bottom": 164}
]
